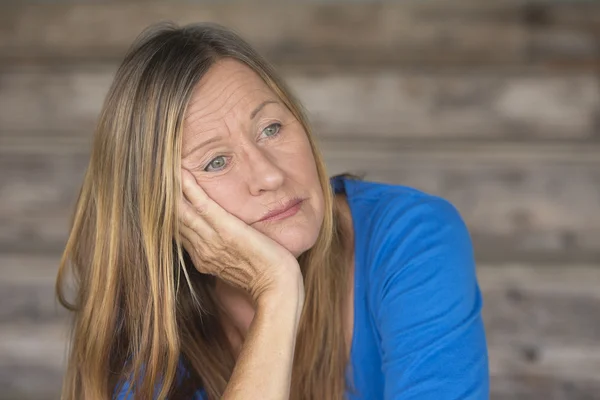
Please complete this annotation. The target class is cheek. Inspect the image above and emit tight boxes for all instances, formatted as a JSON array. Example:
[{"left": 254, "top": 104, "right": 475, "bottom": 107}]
[
  {"left": 194, "top": 176, "right": 248, "bottom": 220},
  {"left": 276, "top": 134, "right": 319, "bottom": 180},
  {"left": 298, "top": 147, "right": 323, "bottom": 204},
  {"left": 279, "top": 137, "right": 325, "bottom": 221}
]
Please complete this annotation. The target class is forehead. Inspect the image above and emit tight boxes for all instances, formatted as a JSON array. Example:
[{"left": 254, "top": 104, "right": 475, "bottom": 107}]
[{"left": 186, "top": 58, "right": 275, "bottom": 123}]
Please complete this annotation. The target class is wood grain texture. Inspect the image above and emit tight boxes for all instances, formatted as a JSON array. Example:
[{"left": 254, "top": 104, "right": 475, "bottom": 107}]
[
  {"left": 1, "top": 68, "right": 598, "bottom": 140},
  {"left": 0, "top": 323, "right": 67, "bottom": 400},
  {"left": 1, "top": 2, "right": 599, "bottom": 69},
  {"left": 491, "top": 375, "right": 600, "bottom": 400},
  {"left": 481, "top": 265, "right": 600, "bottom": 382},
  {"left": 1, "top": 2, "right": 599, "bottom": 399}
]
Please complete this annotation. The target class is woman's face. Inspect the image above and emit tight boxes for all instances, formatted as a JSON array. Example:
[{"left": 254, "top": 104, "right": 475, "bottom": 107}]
[{"left": 181, "top": 58, "right": 325, "bottom": 258}]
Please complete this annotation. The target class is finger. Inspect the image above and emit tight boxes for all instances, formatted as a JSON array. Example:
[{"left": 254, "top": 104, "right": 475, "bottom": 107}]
[
  {"left": 178, "top": 222, "right": 204, "bottom": 248},
  {"left": 180, "top": 228, "right": 230, "bottom": 276},
  {"left": 179, "top": 196, "right": 213, "bottom": 236},
  {"left": 180, "top": 169, "right": 223, "bottom": 224},
  {"left": 179, "top": 234, "right": 212, "bottom": 275},
  {"left": 178, "top": 216, "right": 219, "bottom": 257}
]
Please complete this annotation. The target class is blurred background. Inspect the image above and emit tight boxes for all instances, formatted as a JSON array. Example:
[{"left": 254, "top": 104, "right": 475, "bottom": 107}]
[{"left": 1, "top": 1, "right": 599, "bottom": 399}]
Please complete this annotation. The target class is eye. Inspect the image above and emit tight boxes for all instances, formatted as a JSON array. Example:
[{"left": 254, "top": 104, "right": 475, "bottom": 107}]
[
  {"left": 204, "top": 156, "right": 227, "bottom": 172},
  {"left": 261, "top": 123, "right": 281, "bottom": 138}
]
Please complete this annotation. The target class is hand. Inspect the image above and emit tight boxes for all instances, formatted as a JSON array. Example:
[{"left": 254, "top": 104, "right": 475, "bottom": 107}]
[{"left": 178, "top": 169, "right": 304, "bottom": 305}]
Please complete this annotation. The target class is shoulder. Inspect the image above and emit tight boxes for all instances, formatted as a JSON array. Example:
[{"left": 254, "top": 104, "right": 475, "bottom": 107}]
[
  {"left": 346, "top": 179, "right": 476, "bottom": 302},
  {"left": 345, "top": 178, "right": 460, "bottom": 216},
  {"left": 347, "top": 179, "right": 471, "bottom": 259},
  {"left": 346, "top": 180, "right": 489, "bottom": 399}
]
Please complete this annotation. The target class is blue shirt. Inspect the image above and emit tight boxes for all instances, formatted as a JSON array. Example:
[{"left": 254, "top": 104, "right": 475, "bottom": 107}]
[
  {"left": 334, "top": 176, "right": 489, "bottom": 399},
  {"left": 117, "top": 176, "right": 489, "bottom": 399}
]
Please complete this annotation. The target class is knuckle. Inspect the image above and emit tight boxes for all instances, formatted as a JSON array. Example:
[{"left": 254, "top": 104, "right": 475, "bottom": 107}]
[
  {"left": 205, "top": 236, "right": 225, "bottom": 254},
  {"left": 216, "top": 229, "right": 234, "bottom": 245},
  {"left": 180, "top": 209, "right": 192, "bottom": 227},
  {"left": 194, "top": 203, "right": 208, "bottom": 217}
]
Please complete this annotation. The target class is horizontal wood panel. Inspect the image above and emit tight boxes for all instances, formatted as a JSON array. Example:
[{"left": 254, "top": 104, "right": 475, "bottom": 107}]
[
  {"left": 0, "top": 365, "right": 63, "bottom": 400},
  {"left": 290, "top": 72, "right": 600, "bottom": 140},
  {"left": 2, "top": 2, "right": 598, "bottom": 398},
  {"left": 0, "top": 323, "right": 66, "bottom": 400},
  {"left": 1, "top": 146, "right": 599, "bottom": 261},
  {"left": 489, "top": 343, "right": 600, "bottom": 382},
  {"left": 481, "top": 266, "right": 600, "bottom": 346},
  {"left": 491, "top": 375, "right": 600, "bottom": 400},
  {"left": 0, "top": 152, "right": 85, "bottom": 254},
  {"left": 1, "top": 68, "right": 598, "bottom": 140},
  {"left": 0, "top": 323, "right": 67, "bottom": 368},
  {"left": 1, "top": 2, "right": 599, "bottom": 69},
  {"left": 0, "top": 283, "right": 67, "bottom": 323}
]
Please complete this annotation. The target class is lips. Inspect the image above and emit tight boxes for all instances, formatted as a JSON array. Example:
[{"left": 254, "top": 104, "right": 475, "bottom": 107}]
[{"left": 257, "top": 198, "right": 304, "bottom": 222}]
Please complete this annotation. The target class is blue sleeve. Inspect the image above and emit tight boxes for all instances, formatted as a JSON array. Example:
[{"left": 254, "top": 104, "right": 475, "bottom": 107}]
[
  {"left": 113, "top": 374, "right": 207, "bottom": 400},
  {"left": 114, "top": 382, "right": 207, "bottom": 400},
  {"left": 114, "top": 380, "right": 133, "bottom": 400},
  {"left": 368, "top": 196, "right": 489, "bottom": 399}
]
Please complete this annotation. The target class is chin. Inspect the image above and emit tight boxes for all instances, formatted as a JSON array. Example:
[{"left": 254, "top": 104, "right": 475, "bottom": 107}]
[{"left": 268, "top": 223, "right": 320, "bottom": 259}]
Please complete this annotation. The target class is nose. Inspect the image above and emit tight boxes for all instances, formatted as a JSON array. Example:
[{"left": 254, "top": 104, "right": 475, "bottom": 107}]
[{"left": 244, "top": 145, "right": 285, "bottom": 195}]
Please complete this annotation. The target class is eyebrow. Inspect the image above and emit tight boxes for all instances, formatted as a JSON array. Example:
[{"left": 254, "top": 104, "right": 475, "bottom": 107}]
[
  {"left": 250, "top": 100, "right": 278, "bottom": 120},
  {"left": 183, "top": 136, "right": 220, "bottom": 159}
]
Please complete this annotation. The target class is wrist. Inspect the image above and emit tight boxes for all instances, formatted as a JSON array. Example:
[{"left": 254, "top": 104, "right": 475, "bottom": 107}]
[{"left": 256, "top": 276, "right": 304, "bottom": 318}]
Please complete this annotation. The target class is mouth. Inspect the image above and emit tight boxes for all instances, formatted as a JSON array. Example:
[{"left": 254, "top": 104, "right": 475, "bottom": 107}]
[{"left": 257, "top": 198, "right": 304, "bottom": 223}]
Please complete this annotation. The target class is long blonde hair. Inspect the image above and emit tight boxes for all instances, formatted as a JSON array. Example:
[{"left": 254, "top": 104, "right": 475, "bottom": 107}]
[{"left": 56, "top": 22, "right": 352, "bottom": 399}]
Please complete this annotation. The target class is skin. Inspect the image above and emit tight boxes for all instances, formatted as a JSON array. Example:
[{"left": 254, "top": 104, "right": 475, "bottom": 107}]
[
  {"left": 181, "top": 58, "right": 324, "bottom": 258},
  {"left": 179, "top": 58, "right": 355, "bottom": 397},
  {"left": 181, "top": 57, "right": 325, "bottom": 345}
]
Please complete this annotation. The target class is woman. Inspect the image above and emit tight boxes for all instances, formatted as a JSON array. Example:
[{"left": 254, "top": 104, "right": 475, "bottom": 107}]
[{"left": 56, "top": 22, "right": 489, "bottom": 399}]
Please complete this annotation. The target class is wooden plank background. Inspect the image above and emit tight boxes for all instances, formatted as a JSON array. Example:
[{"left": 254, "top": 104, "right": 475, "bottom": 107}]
[{"left": 1, "top": 1, "right": 599, "bottom": 399}]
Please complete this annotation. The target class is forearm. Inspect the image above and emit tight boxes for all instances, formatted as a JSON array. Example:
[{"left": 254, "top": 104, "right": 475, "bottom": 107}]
[{"left": 222, "top": 282, "right": 304, "bottom": 400}]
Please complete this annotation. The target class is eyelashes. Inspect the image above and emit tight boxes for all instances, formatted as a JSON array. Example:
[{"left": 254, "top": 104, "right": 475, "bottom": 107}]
[
  {"left": 203, "top": 122, "right": 283, "bottom": 172},
  {"left": 260, "top": 122, "right": 281, "bottom": 139},
  {"left": 205, "top": 155, "right": 228, "bottom": 172}
]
